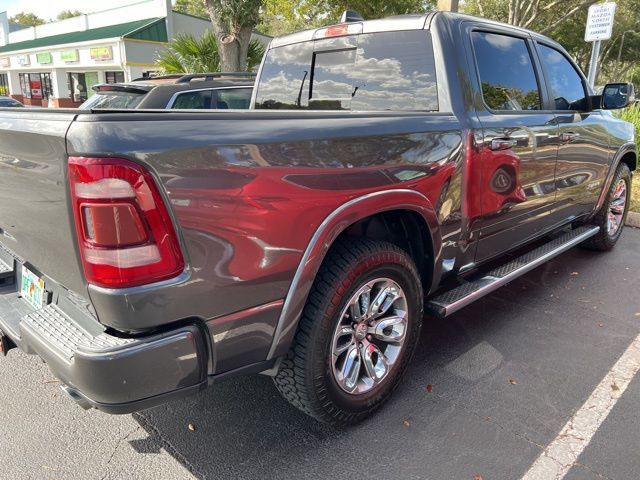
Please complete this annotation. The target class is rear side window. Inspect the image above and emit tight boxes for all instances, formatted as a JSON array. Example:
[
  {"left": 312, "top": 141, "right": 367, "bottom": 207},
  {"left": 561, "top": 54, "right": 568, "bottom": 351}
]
[
  {"left": 472, "top": 31, "right": 541, "bottom": 111},
  {"left": 538, "top": 44, "right": 588, "bottom": 111},
  {"left": 171, "top": 90, "right": 212, "bottom": 109},
  {"left": 255, "top": 30, "right": 438, "bottom": 111},
  {"left": 215, "top": 88, "right": 253, "bottom": 109}
]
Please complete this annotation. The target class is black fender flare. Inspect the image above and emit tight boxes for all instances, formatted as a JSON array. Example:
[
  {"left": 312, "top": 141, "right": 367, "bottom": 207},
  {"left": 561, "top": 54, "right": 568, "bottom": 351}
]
[
  {"left": 593, "top": 142, "right": 637, "bottom": 216},
  {"left": 267, "top": 189, "right": 440, "bottom": 360}
]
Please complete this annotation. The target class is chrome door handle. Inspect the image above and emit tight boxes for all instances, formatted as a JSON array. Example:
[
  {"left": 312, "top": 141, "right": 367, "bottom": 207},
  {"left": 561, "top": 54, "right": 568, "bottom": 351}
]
[
  {"left": 490, "top": 138, "right": 518, "bottom": 151},
  {"left": 560, "top": 132, "right": 580, "bottom": 143}
]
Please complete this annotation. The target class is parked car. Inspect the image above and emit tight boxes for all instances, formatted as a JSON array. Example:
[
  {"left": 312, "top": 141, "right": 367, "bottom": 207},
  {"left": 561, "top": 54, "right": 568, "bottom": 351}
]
[
  {"left": 0, "top": 11, "right": 636, "bottom": 426},
  {"left": 0, "top": 96, "right": 24, "bottom": 107},
  {"left": 79, "top": 72, "right": 255, "bottom": 110}
]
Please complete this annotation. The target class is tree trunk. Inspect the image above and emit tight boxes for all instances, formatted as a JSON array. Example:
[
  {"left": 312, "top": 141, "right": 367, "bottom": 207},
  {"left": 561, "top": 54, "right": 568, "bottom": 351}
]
[{"left": 205, "top": 0, "right": 260, "bottom": 72}]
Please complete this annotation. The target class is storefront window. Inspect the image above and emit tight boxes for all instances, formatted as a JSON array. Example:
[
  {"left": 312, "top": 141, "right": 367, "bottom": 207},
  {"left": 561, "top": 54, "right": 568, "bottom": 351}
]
[
  {"left": 105, "top": 71, "right": 125, "bottom": 84},
  {"left": 18, "top": 73, "right": 53, "bottom": 100},
  {"left": 0, "top": 74, "right": 8, "bottom": 96},
  {"left": 19, "top": 73, "right": 30, "bottom": 98}
]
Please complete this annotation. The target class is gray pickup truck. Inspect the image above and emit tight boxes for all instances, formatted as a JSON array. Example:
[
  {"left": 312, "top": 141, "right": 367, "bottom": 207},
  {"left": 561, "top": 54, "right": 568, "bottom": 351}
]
[{"left": 0, "top": 11, "right": 635, "bottom": 426}]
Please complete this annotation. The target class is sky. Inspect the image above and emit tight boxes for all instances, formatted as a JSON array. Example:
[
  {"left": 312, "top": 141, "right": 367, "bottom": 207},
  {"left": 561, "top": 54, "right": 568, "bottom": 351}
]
[{"left": 0, "top": 0, "right": 175, "bottom": 21}]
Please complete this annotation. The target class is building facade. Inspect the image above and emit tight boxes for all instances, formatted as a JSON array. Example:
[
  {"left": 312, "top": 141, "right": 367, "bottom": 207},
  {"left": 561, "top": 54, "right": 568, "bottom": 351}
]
[{"left": 0, "top": 0, "right": 270, "bottom": 107}]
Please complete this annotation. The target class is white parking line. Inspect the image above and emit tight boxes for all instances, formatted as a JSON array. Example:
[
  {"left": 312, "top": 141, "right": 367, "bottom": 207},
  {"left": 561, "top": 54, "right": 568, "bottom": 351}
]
[{"left": 521, "top": 333, "right": 640, "bottom": 480}]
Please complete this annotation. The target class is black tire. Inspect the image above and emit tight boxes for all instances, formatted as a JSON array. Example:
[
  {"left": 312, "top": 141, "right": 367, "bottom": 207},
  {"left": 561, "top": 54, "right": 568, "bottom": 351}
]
[
  {"left": 273, "top": 238, "right": 423, "bottom": 425},
  {"left": 582, "top": 162, "right": 631, "bottom": 251}
]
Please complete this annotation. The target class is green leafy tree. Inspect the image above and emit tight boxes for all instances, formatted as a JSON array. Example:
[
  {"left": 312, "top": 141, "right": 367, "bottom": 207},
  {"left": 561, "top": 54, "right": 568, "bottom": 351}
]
[
  {"left": 173, "top": 0, "right": 209, "bottom": 18},
  {"left": 57, "top": 10, "right": 82, "bottom": 20},
  {"left": 260, "top": 0, "right": 434, "bottom": 36},
  {"left": 463, "top": 0, "right": 640, "bottom": 86},
  {"left": 156, "top": 30, "right": 265, "bottom": 73},
  {"left": 462, "top": 0, "right": 598, "bottom": 34},
  {"left": 9, "top": 12, "right": 45, "bottom": 26},
  {"left": 204, "top": 0, "right": 263, "bottom": 71}
]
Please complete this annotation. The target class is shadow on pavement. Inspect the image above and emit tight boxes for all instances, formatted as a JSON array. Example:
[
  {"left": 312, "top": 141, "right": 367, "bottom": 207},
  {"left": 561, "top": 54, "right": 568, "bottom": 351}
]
[{"left": 125, "top": 232, "right": 640, "bottom": 480}]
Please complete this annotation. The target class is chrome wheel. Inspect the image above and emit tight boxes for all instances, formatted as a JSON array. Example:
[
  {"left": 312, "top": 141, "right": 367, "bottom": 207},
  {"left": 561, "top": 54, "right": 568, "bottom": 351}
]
[
  {"left": 607, "top": 179, "right": 627, "bottom": 236},
  {"left": 330, "top": 278, "right": 408, "bottom": 395}
]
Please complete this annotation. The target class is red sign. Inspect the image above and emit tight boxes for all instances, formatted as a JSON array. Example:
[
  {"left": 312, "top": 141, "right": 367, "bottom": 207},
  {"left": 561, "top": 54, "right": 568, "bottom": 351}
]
[{"left": 29, "top": 79, "right": 43, "bottom": 99}]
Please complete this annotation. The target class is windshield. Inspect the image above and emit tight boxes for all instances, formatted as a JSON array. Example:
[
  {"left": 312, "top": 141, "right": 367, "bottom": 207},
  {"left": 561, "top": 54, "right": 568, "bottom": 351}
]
[
  {"left": 0, "top": 98, "right": 23, "bottom": 107},
  {"left": 80, "top": 91, "right": 146, "bottom": 109}
]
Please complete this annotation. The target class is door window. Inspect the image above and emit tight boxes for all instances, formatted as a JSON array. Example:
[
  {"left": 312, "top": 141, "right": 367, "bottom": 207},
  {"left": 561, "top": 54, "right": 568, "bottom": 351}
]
[
  {"left": 471, "top": 31, "right": 541, "bottom": 111},
  {"left": 214, "top": 88, "right": 252, "bottom": 109},
  {"left": 171, "top": 90, "right": 212, "bottom": 109},
  {"left": 68, "top": 73, "right": 88, "bottom": 103},
  {"left": 538, "top": 44, "right": 588, "bottom": 111}
]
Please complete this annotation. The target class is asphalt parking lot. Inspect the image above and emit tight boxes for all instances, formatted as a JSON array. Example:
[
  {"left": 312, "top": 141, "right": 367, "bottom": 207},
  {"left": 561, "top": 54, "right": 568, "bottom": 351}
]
[{"left": 2, "top": 228, "right": 639, "bottom": 480}]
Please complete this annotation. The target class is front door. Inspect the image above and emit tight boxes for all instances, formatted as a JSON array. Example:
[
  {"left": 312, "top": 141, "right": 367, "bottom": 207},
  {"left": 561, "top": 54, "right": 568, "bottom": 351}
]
[
  {"left": 470, "top": 29, "right": 559, "bottom": 263},
  {"left": 536, "top": 42, "right": 611, "bottom": 223}
]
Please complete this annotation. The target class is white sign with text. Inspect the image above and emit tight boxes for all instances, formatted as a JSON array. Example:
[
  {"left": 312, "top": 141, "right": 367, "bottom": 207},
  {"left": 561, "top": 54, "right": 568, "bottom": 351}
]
[{"left": 585, "top": 2, "right": 617, "bottom": 42}]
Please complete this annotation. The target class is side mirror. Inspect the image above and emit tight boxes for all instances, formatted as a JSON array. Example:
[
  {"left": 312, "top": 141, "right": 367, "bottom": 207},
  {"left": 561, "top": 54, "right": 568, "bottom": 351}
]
[{"left": 601, "top": 82, "right": 635, "bottom": 110}]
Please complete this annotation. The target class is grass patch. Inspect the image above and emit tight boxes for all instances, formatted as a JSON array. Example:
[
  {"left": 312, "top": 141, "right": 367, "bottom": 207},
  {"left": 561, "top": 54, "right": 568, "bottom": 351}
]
[{"left": 632, "top": 173, "right": 640, "bottom": 213}]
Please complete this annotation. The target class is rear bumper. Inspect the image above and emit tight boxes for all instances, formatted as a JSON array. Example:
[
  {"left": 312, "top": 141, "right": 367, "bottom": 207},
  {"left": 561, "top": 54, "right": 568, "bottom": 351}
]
[{"left": 0, "top": 282, "right": 209, "bottom": 414}]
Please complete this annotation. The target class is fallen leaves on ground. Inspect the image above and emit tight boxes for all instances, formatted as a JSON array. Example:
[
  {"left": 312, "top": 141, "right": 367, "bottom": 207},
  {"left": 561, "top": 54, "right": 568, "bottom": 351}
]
[
  {"left": 426, "top": 384, "right": 433, "bottom": 393},
  {"left": 611, "top": 383, "right": 620, "bottom": 392},
  {"left": 509, "top": 378, "right": 518, "bottom": 385}
]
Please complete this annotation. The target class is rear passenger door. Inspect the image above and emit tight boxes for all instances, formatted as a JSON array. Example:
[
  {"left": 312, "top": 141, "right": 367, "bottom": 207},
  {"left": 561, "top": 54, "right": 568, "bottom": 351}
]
[
  {"left": 535, "top": 42, "right": 611, "bottom": 221},
  {"left": 470, "top": 28, "right": 560, "bottom": 263}
]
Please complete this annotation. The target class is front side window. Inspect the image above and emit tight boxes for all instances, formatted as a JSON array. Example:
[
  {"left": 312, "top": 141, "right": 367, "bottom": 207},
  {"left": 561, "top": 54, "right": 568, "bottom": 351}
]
[
  {"left": 538, "top": 44, "right": 588, "bottom": 111},
  {"left": 472, "top": 31, "right": 541, "bottom": 111},
  {"left": 255, "top": 30, "right": 438, "bottom": 111}
]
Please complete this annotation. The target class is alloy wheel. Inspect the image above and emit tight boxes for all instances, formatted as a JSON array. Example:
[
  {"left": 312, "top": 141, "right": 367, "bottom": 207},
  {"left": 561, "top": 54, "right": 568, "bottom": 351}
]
[{"left": 330, "top": 278, "right": 408, "bottom": 394}]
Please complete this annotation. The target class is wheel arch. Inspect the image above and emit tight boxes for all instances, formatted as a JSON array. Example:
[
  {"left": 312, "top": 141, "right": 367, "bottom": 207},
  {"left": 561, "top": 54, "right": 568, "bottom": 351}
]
[
  {"left": 593, "top": 142, "right": 637, "bottom": 216},
  {"left": 267, "top": 189, "right": 440, "bottom": 360}
]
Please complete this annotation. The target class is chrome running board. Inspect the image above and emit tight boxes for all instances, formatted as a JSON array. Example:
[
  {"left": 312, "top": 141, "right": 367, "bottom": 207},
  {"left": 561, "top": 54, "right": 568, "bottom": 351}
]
[{"left": 425, "top": 226, "right": 600, "bottom": 317}]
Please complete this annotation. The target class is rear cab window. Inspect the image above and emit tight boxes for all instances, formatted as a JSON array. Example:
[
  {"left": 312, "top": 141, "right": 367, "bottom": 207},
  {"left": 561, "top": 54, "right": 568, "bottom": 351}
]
[{"left": 255, "top": 30, "right": 438, "bottom": 111}]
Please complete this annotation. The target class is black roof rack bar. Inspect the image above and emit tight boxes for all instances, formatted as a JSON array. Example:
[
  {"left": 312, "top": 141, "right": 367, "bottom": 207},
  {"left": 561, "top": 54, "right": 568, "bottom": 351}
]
[
  {"left": 175, "top": 72, "right": 257, "bottom": 83},
  {"left": 131, "top": 74, "right": 184, "bottom": 81}
]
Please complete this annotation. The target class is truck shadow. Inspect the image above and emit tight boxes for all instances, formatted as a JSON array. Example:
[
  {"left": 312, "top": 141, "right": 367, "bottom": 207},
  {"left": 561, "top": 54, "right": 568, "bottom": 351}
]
[
  {"left": 125, "top": 244, "right": 635, "bottom": 480},
  {"left": 126, "top": 291, "right": 530, "bottom": 480}
]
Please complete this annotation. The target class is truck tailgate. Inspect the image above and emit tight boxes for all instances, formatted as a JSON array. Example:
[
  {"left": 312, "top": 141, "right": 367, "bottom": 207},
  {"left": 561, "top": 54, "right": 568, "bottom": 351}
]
[{"left": 0, "top": 110, "right": 86, "bottom": 296}]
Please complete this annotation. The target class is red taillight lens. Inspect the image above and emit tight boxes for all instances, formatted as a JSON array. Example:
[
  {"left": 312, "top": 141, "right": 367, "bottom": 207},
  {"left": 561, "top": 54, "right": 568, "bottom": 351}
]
[{"left": 68, "top": 157, "right": 184, "bottom": 288}]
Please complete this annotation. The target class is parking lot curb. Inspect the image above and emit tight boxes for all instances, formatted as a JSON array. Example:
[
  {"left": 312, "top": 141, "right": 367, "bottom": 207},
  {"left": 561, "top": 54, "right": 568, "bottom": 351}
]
[{"left": 627, "top": 211, "right": 640, "bottom": 228}]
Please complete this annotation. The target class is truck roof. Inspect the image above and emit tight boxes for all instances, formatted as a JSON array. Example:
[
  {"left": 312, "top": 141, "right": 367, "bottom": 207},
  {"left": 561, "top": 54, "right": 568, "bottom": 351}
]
[{"left": 270, "top": 11, "right": 560, "bottom": 50}]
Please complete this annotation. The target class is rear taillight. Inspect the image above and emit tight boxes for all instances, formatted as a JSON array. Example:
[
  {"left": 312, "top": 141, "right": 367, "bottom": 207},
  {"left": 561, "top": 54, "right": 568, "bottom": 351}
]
[{"left": 68, "top": 157, "right": 184, "bottom": 288}]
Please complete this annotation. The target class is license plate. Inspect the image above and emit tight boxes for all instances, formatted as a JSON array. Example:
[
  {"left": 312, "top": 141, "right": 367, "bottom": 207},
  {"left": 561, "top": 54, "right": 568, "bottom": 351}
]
[{"left": 20, "top": 265, "right": 46, "bottom": 310}]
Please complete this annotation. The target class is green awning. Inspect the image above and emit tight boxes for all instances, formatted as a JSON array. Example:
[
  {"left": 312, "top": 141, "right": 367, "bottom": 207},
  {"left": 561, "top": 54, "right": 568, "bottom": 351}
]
[{"left": 0, "top": 18, "right": 167, "bottom": 54}]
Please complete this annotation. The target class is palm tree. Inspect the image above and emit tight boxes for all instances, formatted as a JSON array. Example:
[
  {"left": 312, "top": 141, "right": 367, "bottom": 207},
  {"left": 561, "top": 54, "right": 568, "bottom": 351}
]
[{"left": 156, "top": 30, "right": 265, "bottom": 73}]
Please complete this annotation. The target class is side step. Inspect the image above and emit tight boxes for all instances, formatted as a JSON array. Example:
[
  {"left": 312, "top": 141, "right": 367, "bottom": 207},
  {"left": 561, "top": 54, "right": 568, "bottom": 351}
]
[{"left": 425, "top": 226, "right": 600, "bottom": 317}]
